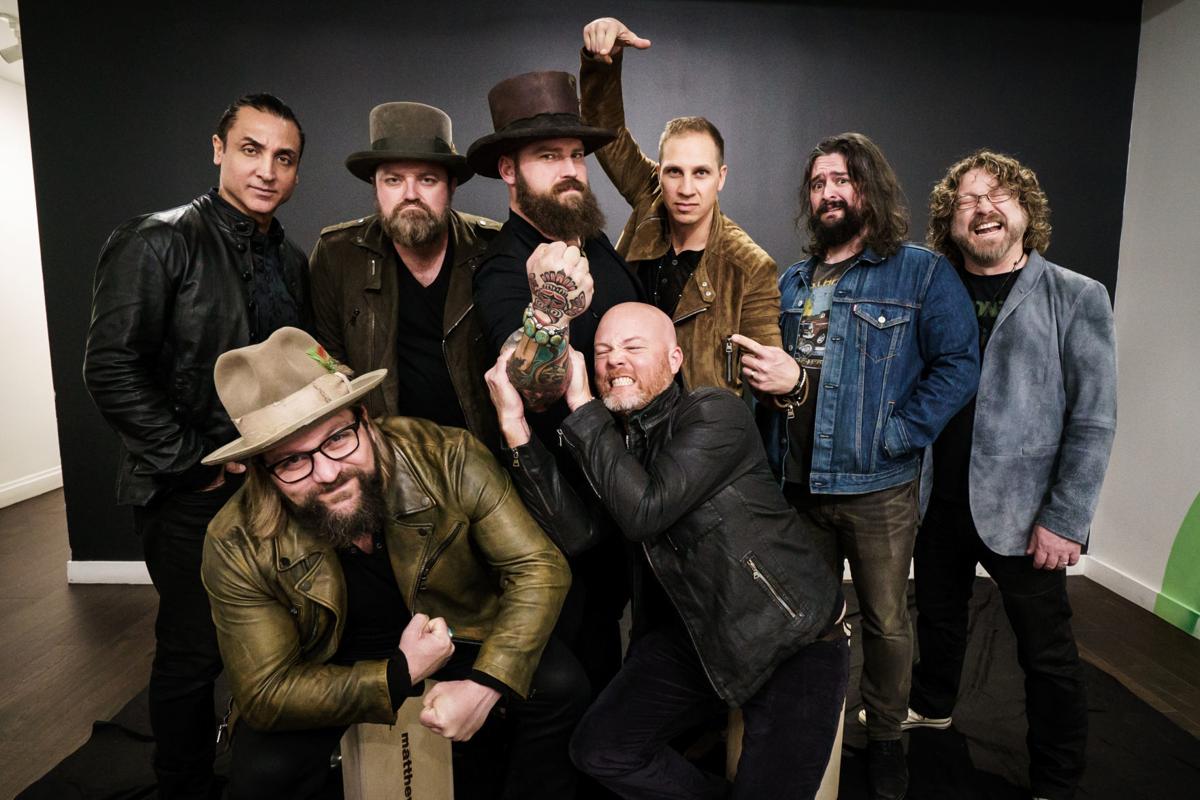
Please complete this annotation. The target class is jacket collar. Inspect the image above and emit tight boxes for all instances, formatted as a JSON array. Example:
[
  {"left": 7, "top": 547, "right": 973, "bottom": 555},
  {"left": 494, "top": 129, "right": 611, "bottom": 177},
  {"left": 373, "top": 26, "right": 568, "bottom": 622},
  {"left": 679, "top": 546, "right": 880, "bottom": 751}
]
[
  {"left": 353, "top": 211, "right": 487, "bottom": 307},
  {"left": 790, "top": 244, "right": 884, "bottom": 283},
  {"left": 626, "top": 380, "right": 682, "bottom": 437},
  {"left": 992, "top": 249, "right": 1046, "bottom": 330},
  {"left": 205, "top": 187, "right": 284, "bottom": 241}
]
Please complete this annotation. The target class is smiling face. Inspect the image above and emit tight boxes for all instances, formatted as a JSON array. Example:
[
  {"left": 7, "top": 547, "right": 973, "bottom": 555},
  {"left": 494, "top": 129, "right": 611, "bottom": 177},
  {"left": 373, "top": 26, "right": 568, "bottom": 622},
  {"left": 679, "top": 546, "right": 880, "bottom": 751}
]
[
  {"left": 658, "top": 132, "right": 727, "bottom": 231},
  {"left": 950, "top": 167, "right": 1029, "bottom": 273},
  {"left": 211, "top": 106, "right": 302, "bottom": 230},
  {"left": 594, "top": 303, "right": 683, "bottom": 415}
]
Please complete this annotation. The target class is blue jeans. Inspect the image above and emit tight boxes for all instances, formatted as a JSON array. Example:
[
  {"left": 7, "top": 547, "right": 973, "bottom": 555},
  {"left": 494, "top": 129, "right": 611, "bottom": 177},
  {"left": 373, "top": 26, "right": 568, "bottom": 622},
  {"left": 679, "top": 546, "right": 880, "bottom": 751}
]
[
  {"left": 911, "top": 500, "right": 1087, "bottom": 800},
  {"left": 570, "top": 624, "right": 849, "bottom": 799}
]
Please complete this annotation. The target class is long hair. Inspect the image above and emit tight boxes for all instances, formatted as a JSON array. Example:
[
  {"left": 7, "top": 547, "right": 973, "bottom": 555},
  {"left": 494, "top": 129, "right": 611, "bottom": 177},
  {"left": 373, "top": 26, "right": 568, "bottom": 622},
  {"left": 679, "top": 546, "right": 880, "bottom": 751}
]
[
  {"left": 240, "top": 411, "right": 395, "bottom": 540},
  {"left": 927, "top": 149, "right": 1052, "bottom": 267},
  {"left": 797, "top": 132, "right": 908, "bottom": 259}
]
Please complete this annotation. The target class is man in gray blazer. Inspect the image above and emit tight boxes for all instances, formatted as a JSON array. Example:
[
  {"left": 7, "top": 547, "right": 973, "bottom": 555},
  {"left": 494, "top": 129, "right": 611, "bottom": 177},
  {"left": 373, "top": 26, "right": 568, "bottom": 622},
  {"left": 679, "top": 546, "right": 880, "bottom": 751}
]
[{"left": 902, "top": 150, "right": 1117, "bottom": 800}]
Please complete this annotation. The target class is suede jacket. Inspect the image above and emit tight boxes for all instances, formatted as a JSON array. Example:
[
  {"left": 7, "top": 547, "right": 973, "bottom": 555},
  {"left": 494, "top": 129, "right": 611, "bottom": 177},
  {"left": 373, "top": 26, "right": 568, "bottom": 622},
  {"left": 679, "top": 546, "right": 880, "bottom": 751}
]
[
  {"left": 580, "top": 50, "right": 782, "bottom": 394},
  {"left": 762, "top": 245, "right": 980, "bottom": 494},
  {"left": 508, "top": 384, "right": 841, "bottom": 707},
  {"left": 84, "top": 190, "right": 310, "bottom": 505},
  {"left": 310, "top": 210, "right": 502, "bottom": 450},
  {"left": 201, "top": 418, "right": 570, "bottom": 731},
  {"left": 960, "top": 251, "right": 1117, "bottom": 554}
]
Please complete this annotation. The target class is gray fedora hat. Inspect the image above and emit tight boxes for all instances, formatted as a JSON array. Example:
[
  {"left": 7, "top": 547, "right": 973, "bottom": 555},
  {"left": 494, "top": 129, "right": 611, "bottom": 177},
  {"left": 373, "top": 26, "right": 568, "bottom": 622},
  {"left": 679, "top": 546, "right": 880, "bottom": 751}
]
[
  {"left": 345, "top": 101, "right": 473, "bottom": 185},
  {"left": 202, "top": 327, "right": 387, "bottom": 465},
  {"left": 466, "top": 71, "right": 616, "bottom": 179}
]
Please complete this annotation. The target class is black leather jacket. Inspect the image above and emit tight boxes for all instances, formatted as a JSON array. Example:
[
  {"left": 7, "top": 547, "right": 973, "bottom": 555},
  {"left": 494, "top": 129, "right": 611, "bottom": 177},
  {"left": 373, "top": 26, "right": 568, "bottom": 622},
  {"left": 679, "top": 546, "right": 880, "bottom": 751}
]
[
  {"left": 84, "top": 190, "right": 311, "bottom": 505},
  {"left": 506, "top": 383, "right": 842, "bottom": 706}
]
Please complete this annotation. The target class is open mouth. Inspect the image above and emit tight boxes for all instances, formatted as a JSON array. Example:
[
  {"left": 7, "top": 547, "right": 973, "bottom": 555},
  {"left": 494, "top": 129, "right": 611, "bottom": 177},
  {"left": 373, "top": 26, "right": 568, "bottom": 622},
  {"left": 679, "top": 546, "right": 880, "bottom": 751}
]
[
  {"left": 609, "top": 376, "right": 634, "bottom": 388},
  {"left": 972, "top": 220, "right": 1003, "bottom": 236}
]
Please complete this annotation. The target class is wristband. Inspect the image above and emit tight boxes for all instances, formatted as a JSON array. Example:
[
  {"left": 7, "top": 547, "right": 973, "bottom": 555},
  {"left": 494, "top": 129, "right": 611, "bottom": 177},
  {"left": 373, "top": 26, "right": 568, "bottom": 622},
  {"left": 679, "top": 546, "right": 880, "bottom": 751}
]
[{"left": 522, "top": 304, "right": 566, "bottom": 346}]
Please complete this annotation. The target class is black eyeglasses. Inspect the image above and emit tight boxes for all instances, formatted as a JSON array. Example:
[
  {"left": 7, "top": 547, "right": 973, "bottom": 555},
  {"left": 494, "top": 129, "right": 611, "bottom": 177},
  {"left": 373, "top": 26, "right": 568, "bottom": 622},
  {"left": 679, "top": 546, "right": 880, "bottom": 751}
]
[
  {"left": 264, "top": 411, "right": 363, "bottom": 484},
  {"left": 953, "top": 188, "right": 1014, "bottom": 211}
]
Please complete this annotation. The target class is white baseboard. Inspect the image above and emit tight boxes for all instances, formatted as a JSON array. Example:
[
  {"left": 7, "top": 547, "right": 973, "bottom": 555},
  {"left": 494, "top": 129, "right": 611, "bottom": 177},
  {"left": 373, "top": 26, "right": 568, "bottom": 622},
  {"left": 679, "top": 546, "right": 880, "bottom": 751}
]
[
  {"left": 67, "top": 560, "right": 152, "bottom": 584},
  {"left": 1082, "top": 556, "right": 1160, "bottom": 613},
  {"left": 0, "top": 465, "right": 62, "bottom": 508},
  {"left": 841, "top": 557, "right": 1088, "bottom": 584}
]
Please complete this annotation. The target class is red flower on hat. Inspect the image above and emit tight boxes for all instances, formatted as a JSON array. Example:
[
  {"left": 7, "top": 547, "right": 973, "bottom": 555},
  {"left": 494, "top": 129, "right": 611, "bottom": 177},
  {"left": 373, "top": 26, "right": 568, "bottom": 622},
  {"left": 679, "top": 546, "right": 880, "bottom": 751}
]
[{"left": 306, "top": 345, "right": 341, "bottom": 374}]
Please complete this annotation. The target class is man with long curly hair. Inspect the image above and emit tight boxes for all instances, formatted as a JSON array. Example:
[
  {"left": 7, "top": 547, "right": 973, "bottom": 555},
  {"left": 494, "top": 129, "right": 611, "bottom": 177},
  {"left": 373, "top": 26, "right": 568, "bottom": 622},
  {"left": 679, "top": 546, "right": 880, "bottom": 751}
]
[
  {"left": 906, "top": 150, "right": 1116, "bottom": 800},
  {"left": 739, "top": 132, "right": 979, "bottom": 800}
]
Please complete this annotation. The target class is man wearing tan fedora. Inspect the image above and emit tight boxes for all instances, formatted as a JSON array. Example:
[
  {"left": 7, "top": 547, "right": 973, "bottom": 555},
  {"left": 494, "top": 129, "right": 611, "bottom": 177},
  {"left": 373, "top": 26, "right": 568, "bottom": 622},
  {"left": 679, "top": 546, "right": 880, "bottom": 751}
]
[
  {"left": 200, "top": 327, "right": 588, "bottom": 799},
  {"left": 311, "top": 102, "right": 505, "bottom": 449},
  {"left": 83, "top": 93, "right": 309, "bottom": 799},
  {"left": 469, "top": 71, "right": 644, "bottom": 700}
]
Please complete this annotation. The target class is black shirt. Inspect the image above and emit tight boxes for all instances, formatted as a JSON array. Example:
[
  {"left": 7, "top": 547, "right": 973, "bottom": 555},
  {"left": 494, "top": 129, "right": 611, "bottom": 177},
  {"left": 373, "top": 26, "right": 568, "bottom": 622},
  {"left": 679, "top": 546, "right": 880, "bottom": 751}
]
[
  {"left": 391, "top": 242, "right": 468, "bottom": 429},
  {"left": 637, "top": 248, "right": 703, "bottom": 317}
]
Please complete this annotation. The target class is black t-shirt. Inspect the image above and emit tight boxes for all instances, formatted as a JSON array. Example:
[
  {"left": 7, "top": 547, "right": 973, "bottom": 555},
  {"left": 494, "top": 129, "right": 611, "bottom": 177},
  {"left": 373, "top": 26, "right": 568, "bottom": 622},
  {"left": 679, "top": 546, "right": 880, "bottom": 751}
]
[
  {"left": 331, "top": 534, "right": 412, "bottom": 666},
  {"left": 784, "top": 255, "right": 857, "bottom": 487},
  {"left": 930, "top": 266, "right": 1022, "bottom": 506},
  {"left": 392, "top": 243, "right": 468, "bottom": 429},
  {"left": 637, "top": 248, "right": 703, "bottom": 317}
]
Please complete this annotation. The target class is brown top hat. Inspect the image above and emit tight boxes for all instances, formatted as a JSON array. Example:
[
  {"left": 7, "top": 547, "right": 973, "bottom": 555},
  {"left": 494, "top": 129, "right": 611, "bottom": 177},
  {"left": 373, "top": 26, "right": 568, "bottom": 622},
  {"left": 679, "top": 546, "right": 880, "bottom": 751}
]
[
  {"left": 345, "top": 101, "right": 473, "bottom": 185},
  {"left": 466, "top": 71, "right": 616, "bottom": 179},
  {"left": 202, "top": 327, "right": 387, "bottom": 465}
]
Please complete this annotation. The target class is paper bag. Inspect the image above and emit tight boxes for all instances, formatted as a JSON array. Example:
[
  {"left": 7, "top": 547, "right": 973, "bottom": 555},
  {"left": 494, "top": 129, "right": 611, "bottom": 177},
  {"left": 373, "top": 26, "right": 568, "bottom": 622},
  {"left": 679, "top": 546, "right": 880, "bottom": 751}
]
[{"left": 342, "top": 682, "right": 454, "bottom": 799}]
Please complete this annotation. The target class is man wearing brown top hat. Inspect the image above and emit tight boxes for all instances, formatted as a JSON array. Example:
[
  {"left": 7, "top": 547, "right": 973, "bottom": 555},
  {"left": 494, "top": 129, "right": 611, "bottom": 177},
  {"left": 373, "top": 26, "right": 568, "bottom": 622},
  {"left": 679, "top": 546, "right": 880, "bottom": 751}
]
[
  {"left": 200, "top": 327, "right": 588, "bottom": 799},
  {"left": 310, "top": 101, "right": 504, "bottom": 449},
  {"left": 469, "top": 71, "right": 643, "bottom": 699}
]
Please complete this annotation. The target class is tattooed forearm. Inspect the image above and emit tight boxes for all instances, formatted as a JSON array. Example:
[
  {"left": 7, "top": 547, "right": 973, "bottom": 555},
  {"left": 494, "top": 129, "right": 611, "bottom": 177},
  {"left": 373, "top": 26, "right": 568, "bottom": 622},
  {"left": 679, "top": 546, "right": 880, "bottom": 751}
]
[{"left": 504, "top": 328, "right": 573, "bottom": 412}]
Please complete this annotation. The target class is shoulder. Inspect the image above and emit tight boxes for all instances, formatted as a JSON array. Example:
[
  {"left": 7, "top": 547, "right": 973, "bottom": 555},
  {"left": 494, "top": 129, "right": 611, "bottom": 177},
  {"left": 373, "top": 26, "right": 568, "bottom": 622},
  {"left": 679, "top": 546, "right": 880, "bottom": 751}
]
[
  {"left": 713, "top": 215, "right": 777, "bottom": 274},
  {"left": 887, "top": 242, "right": 942, "bottom": 267},
  {"left": 379, "top": 416, "right": 488, "bottom": 459},
  {"left": 452, "top": 210, "right": 503, "bottom": 252},
  {"left": 680, "top": 386, "right": 751, "bottom": 423},
  {"left": 318, "top": 214, "right": 375, "bottom": 241},
  {"left": 1038, "top": 254, "right": 1108, "bottom": 299}
]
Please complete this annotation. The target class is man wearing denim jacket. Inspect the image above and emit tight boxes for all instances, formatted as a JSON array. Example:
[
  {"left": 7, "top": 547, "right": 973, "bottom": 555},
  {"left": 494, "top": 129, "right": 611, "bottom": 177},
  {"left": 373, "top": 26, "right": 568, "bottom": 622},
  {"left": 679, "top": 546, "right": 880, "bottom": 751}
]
[
  {"left": 902, "top": 151, "right": 1116, "bottom": 800},
  {"left": 737, "top": 132, "right": 978, "bottom": 800}
]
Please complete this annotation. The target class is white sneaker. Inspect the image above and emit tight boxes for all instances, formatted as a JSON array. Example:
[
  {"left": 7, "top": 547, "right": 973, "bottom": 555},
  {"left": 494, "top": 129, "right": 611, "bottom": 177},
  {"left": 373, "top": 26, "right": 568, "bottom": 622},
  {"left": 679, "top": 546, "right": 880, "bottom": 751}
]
[{"left": 856, "top": 706, "right": 952, "bottom": 730}]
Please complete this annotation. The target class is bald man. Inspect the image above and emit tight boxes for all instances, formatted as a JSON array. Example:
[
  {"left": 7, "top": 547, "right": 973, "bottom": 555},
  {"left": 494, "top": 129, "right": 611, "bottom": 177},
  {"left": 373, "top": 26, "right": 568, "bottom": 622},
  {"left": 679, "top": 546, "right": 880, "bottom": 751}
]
[{"left": 486, "top": 302, "right": 850, "bottom": 798}]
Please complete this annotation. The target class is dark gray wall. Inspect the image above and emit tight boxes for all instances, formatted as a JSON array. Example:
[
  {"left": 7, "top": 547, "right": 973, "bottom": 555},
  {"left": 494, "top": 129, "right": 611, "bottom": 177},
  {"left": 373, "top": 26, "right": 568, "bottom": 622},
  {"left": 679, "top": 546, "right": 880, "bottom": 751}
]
[{"left": 21, "top": 0, "right": 1140, "bottom": 560}]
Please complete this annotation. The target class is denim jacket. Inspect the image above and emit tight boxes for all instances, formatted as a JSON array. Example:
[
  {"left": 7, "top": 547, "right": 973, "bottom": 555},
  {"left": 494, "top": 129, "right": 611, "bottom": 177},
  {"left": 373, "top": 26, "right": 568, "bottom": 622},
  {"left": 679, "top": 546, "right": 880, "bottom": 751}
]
[{"left": 764, "top": 244, "right": 979, "bottom": 494}]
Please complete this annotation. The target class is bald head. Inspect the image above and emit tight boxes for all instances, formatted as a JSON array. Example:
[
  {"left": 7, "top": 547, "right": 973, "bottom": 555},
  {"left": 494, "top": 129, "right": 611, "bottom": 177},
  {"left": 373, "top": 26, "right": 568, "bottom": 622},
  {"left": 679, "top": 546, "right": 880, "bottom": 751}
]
[{"left": 594, "top": 303, "right": 684, "bottom": 415}]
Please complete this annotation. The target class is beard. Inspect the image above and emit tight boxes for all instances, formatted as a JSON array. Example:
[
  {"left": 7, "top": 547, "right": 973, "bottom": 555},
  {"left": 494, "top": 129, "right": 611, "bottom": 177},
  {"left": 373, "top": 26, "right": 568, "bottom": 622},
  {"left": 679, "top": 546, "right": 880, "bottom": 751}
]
[
  {"left": 283, "top": 462, "right": 388, "bottom": 549},
  {"left": 809, "top": 199, "right": 865, "bottom": 254},
  {"left": 378, "top": 198, "right": 450, "bottom": 249},
  {"left": 515, "top": 170, "right": 606, "bottom": 242},
  {"left": 953, "top": 212, "right": 1026, "bottom": 269},
  {"left": 599, "top": 363, "right": 675, "bottom": 415}
]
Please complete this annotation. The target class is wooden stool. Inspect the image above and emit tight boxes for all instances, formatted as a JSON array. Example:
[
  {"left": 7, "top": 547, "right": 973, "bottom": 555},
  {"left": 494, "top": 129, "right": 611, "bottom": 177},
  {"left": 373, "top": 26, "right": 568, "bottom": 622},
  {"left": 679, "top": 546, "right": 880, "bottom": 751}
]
[
  {"left": 725, "top": 700, "right": 845, "bottom": 799},
  {"left": 341, "top": 683, "right": 454, "bottom": 799}
]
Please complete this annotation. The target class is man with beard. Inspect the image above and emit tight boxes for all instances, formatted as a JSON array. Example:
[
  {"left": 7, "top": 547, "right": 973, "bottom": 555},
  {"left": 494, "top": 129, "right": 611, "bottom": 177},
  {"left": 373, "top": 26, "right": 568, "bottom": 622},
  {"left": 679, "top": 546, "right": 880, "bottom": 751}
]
[
  {"left": 83, "top": 93, "right": 309, "bottom": 799},
  {"left": 900, "top": 151, "right": 1116, "bottom": 800},
  {"left": 485, "top": 302, "right": 849, "bottom": 799},
  {"left": 739, "top": 133, "right": 978, "bottom": 800},
  {"left": 199, "top": 327, "right": 586, "bottom": 799},
  {"left": 469, "top": 71, "right": 643, "bottom": 704},
  {"left": 310, "top": 102, "right": 503, "bottom": 448}
]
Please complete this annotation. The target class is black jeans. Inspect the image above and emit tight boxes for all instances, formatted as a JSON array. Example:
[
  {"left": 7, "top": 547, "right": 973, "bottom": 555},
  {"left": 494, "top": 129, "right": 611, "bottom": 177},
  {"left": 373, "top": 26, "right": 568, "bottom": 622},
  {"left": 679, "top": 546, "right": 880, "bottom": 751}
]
[
  {"left": 136, "top": 482, "right": 240, "bottom": 800},
  {"left": 570, "top": 624, "right": 849, "bottom": 800},
  {"left": 911, "top": 500, "right": 1087, "bottom": 800},
  {"left": 227, "top": 637, "right": 590, "bottom": 800}
]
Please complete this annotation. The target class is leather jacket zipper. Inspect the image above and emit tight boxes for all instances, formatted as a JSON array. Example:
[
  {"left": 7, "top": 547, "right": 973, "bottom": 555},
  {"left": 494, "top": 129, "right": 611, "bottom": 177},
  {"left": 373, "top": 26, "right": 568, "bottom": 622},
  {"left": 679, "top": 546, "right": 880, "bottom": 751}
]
[
  {"left": 410, "top": 522, "right": 463, "bottom": 608},
  {"left": 745, "top": 554, "right": 798, "bottom": 619},
  {"left": 557, "top": 429, "right": 603, "bottom": 499}
]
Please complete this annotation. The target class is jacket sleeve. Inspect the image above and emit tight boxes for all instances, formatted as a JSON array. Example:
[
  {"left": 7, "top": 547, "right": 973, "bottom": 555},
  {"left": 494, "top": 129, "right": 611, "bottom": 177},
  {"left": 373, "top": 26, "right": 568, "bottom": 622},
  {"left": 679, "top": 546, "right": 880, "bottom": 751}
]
[
  {"left": 83, "top": 226, "right": 215, "bottom": 486},
  {"left": 561, "top": 392, "right": 753, "bottom": 541},
  {"left": 453, "top": 434, "right": 571, "bottom": 697},
  {"left": 474, "top": 251, "right": 532, "bottom": 355},
  {"left": 201, "top": 530, "right": 396, "bottom": 731},
  {"left": 1035, "top": 280, "right": 1117, "bottom": 543},
  {"left": 738, "top": 251, "right": 784, "bottom": 350},
  {"left": 883, "top": 256, "right": 980, "bottom": 458},
  {"left": 308, "top": 235, "right": 348, "bottom": 363},
  {"left": 579, "top": 49, "right": 660, "bottom": 210},
  {"left": 505, "top": 432, "right": 606, "bottom": 557}
]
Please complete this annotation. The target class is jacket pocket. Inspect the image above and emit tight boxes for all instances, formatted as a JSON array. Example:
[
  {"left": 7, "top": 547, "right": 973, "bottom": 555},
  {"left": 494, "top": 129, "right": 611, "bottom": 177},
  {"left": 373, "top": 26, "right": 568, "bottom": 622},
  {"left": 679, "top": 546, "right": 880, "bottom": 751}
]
[
  {"left": 853, "top": 302, "right": 912, "bottom": 363},
  {"left": 742, "top": 551, "right": 800, "bottom": 620}
]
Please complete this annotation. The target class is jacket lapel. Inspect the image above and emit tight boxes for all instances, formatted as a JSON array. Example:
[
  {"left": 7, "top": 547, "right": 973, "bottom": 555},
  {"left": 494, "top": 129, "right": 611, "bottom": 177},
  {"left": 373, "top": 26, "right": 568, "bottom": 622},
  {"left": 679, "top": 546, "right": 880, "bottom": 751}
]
[{"left": 992, "top": 250, "right": 1046, "bottom": 333}]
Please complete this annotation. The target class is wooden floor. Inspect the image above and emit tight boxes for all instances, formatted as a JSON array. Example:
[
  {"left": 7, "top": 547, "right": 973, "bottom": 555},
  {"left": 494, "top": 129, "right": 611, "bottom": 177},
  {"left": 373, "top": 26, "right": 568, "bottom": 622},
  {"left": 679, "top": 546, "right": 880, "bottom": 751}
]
[{"left": 1, "top": 489, "right": 1198, "bottom": 797}]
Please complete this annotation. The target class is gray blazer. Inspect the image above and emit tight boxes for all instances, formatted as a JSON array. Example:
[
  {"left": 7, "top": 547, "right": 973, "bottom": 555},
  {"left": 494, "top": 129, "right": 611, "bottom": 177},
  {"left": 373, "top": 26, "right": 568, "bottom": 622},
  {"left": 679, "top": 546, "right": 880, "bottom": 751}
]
[{"left": 968, "top": 251, "right": 1117, "bottom": 555}]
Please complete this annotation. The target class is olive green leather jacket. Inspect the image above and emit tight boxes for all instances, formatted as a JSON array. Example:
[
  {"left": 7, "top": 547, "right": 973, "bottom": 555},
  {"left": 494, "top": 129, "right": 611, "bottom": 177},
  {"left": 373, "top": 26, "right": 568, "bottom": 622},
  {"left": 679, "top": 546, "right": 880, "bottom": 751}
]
[{"left": 201, "top": 417, "right": 569, "bottom": 731}]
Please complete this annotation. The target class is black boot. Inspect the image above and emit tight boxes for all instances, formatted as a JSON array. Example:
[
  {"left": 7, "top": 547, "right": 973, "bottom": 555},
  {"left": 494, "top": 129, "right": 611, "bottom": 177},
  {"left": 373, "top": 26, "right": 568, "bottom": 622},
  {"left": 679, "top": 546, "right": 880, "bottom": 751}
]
[{"left": 867, "top": 738, "right": 908, "bottom": 800}]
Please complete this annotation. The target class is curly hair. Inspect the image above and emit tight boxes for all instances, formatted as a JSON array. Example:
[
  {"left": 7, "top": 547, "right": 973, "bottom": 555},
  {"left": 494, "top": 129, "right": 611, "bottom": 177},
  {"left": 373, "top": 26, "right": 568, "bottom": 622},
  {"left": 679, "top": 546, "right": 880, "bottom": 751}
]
[
  {"left": 797, "top": 132, "right": 908, "bottom": 259},
  {"left": 927, "top": 149, "right": 1052, "bottom": 267}
]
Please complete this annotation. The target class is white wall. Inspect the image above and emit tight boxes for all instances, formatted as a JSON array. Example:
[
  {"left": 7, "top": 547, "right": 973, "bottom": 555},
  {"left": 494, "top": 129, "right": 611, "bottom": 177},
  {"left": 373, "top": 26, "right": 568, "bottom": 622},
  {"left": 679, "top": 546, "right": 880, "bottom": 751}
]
[
  {"left": 1088, "top": 0, "right": 1200, "bottom": 634},
  {"left": 0, "top": 70, "right": 61, "bottom": 507}
]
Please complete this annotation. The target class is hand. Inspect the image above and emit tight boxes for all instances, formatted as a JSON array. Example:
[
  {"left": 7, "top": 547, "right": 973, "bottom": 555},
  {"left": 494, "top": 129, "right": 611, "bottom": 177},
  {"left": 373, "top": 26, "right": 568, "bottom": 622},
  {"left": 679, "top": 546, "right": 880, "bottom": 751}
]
[
  {"left": 564, "top": 347, "right": 593, "bottom": 411},
  {"left": 583, "top": 17, "right": 652, "bottom": 63},
  {"left": 419, "top": 680, "right": 501, "bottom": 742},
  {"left": 526, "top": 242, "right": 594, "bottom": 326},
  {"left": 398, "top": 613, "right": 455, "bottom": 684},
  {"left": 1026, "top": 524, "right": 1082, "bottom": 571},
  {"left": 485, "top": 349, "right": 532, "bottom": 448},
  {"left": 729, "top": 334, "right": 801, "bottom": 395},
  {"left": 199, "top": 461, "right": 244, "bottom": 492}
]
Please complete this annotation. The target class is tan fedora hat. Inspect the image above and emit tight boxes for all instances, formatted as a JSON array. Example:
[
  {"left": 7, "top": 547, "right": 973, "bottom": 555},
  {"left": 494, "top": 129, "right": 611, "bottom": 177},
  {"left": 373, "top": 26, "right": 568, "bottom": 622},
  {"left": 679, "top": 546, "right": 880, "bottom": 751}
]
[
  {"left": 344, "top": 101, "right": 473, "bottom": 185},
  {"left": 202, "top": 327, "right": 387, "bottom": 465}
]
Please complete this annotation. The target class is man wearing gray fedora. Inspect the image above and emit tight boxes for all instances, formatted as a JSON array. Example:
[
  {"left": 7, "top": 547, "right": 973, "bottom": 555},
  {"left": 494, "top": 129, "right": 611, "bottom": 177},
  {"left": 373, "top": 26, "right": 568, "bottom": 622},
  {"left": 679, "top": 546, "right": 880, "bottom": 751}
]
[
  {"left": 200, "top": 327, "right": 588, "bottom": 799},
  {"left": 310, "top": 101, "right": 504, "bottom": 449}
]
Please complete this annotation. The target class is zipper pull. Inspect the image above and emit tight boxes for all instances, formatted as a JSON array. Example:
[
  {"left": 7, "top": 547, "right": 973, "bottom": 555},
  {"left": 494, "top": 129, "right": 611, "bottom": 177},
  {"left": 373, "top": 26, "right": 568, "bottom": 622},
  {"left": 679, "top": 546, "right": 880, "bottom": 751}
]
[
  {"left": 557, "top": 428, "right": 564, "bottom": 448},
  {"left": 724, "top": 337, "right": 734, "bottom": 382},
  {"left": 511, "top": 448, "right": 520, "bottom": 468},
  {"left": 786, "top": 403, "right": 796, "bottom": 420},
  {"left": 625, "top": 432, "right": 632, "bottom": 450},
  {"left": 350, "top": 307, "right": 360, "bottom": 326}
]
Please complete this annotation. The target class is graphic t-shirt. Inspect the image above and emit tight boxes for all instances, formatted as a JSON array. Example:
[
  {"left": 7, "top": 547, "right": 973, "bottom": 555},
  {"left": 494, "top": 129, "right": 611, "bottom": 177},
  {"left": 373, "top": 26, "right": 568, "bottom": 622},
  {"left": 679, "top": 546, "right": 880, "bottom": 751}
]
[{"left": 784, "top": 255, "right": 856, "bottom": 485}]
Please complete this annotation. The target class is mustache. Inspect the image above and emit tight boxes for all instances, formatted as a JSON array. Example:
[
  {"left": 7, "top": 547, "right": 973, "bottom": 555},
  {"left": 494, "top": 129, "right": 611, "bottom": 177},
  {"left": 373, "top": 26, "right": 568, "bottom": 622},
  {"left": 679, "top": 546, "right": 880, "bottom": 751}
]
[
  {"left": 817, "top": 198, "right": 847, "bottom": 215},
  {"left": 554, "top": 178, "right": 588, "bottom": 195},
  {"left": 394, "top": 199, "right": 434, "bottom": 215}
]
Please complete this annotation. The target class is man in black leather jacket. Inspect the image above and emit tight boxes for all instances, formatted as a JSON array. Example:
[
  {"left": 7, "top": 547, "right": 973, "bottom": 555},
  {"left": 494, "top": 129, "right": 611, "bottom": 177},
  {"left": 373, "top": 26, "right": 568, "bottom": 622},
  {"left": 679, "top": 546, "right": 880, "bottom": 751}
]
[
  {"left": 83, "top": 93, "right": 311, "bottom": 800},
  {"left": 486, "top": 302, "right": 849, "bottom": 799}
]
